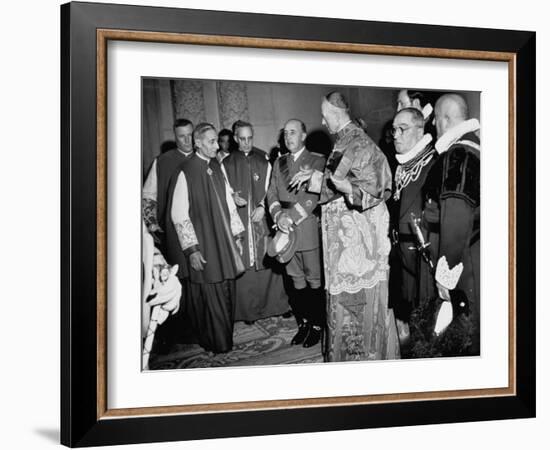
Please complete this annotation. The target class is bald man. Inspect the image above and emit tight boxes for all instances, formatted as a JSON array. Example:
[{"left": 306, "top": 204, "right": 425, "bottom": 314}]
[
  {"left": 423, "top": 93, "right": 481, "bottom": 355},
  {"left": 290, "top": 91, "right": 400, "bottom": 362},
  {"left": 266, "top": 119, "right": 326, "bottom": 347}
]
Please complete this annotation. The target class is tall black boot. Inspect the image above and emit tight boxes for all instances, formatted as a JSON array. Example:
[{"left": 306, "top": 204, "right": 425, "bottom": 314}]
[
  {"left": 303, "top": 287, "right": 325, "bottom": 348},
  {"left": 290, "top": 287, "right": 310, "bottom": 345}
]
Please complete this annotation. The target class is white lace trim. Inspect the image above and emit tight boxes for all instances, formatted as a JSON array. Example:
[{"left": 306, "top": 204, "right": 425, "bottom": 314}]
[
  {"left": 395, "top": 133, "right": 433, "bottom": 164},
  {"left": 328, "top": 269, "right": 388, "bottom": 296},
  {"left": 435, "top": 256, "right": 464, "bottom": 290},
  {"left": 435, "top": 119, "right": 480, "bottom": 154}
]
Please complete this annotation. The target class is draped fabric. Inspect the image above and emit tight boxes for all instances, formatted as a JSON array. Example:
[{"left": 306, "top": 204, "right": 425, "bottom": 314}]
[
  {"left": 186, "top": 279, "right": 236, "bottom": 353},
  {"left": 165, "top": 154, "right": 244, "bottom": 284},
  {"left": 223, "top": 148, "right": 271, "bottom": 268},
  {"left": 223, "top": 149, "right": 289, "bottom": 321},
  {"left": 156, "top": 150, "right": 193, "bottom": 236},
  {"left": 322, "top": 198, "right": 391, "bottom": 297},
  {"left": 325, "top": 283, "right": 400, "bottom": 361},
  {"left": 318, "top": 124, "right": 400, "bottom": 362},
  {"left": 163, "top": 154, "right": 246, "bottom": 353}
]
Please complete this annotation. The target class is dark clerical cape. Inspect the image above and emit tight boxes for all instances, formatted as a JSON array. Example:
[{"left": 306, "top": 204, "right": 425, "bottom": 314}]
[
  {"left": 155, "top": 149, "right": 193, "bottom": 234},
  {"left": 164, "top": 154, "right": 245, "bottom": 284},
  {"left": 222, "top": 147, "right": 289, "bottom": 322},
  {"left": 222, "top": 147, "right": 270, "bottom": 269}
]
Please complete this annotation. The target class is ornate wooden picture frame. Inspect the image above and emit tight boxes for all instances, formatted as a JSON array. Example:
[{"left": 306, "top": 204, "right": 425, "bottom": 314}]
[{"left": 61, "top": 1, "right": 535, "bottom": 447}]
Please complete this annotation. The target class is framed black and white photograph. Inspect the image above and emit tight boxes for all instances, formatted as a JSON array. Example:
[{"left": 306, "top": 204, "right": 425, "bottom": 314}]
[
  {"left": 61, "top": 1, "right": 535, "bottom": 447},
  {"left": 140, "top": 76, "right": 480, "bottom": 372}
]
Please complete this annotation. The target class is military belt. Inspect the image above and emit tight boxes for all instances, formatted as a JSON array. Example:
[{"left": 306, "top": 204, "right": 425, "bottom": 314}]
[{"left": 280, "top": 201, "right": 296, "bottom": 209}]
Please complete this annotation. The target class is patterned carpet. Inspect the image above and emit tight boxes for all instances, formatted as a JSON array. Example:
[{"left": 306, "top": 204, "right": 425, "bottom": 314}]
[{"left": 149, "top": 315, "right": 324, "bottom": 370}]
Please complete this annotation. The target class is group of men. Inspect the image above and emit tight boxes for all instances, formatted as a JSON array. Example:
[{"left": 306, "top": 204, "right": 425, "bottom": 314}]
[{"left": 142, "top": 88, "right": 480, "bottom": 362}]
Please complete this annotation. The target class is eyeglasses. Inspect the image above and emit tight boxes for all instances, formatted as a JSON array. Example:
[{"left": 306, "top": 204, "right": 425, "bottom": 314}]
[{"left": 391, "top": 124, "right": 420, "bottom": 137}]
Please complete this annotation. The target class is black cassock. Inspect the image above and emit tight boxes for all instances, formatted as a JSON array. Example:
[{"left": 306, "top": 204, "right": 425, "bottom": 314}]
[
  {"left": 165, "top": 154, "right": 245, "bottom": 353},
  {"left": 223, "top": 148, "right": 289, "bottom": 322}
]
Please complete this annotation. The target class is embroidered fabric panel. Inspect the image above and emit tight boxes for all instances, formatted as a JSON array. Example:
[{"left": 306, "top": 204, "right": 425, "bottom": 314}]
[
  {"left": 171, "top": 172, "right": 199, "bottom": 252},
  {"left": 142, "top": 198, "right": 159, "bottom": 229},
  {"left": 174, "top": 220, "right": 198, "bottom": 252},
  {"left": 309, "top": 170, "right": 323, "bottom": 194},
  {"left": 346, "top": 140, "right": 392, "bottom": 210},
  {"left": 349, "top": 185, "right": 384, "bottom": 211},
  {"left": 321, "top": 197, "right": 391, "bottom": 296},
  {"left": 171, "top": 80, "right": 207, "bottom": 127},
  {"left": 223, "top": 175, "right": 245, "bottom": 237}
]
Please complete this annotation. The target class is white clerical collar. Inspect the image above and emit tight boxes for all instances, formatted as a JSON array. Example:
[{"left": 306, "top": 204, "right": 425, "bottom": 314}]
[
  {"left": 177, "top": 148, "right": 193, "bottom": 157},
  {"left": 195, "top": 152, "right": 211, "bottom": 163},
  {"left": 435, "top": 119, "right": 480, "bottom": 154},
  {"left": 395, "top": 134, "right": 433, "bottom": 164},
  {"left": 336, "top": 120, "right": 352, "bottom": 134},
  {"left": 292, "top": 146, "right": 306, "bottom": 161}
]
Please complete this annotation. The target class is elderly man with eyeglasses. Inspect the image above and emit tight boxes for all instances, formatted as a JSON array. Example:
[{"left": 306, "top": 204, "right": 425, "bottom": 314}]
[{"left": 388, "top": 107, "right": 438, "bottom": 353}]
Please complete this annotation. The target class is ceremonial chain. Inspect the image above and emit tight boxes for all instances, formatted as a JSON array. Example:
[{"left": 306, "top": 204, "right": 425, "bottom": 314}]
[{"left": 393, "top": 148, "right": 435, "bottom": 200}]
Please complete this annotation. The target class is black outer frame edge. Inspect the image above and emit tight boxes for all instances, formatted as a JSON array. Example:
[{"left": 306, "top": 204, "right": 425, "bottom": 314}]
[
  {"left": 514, "top": 32, "right": 536, "bottom": 416},
  {"left": 60, "top": 1, "right": 536, "bottom": 447},
  {"left": 62, "top": 2, "right": 101, "bottom": 446},
  {"left": 70, "top": 1, "right": 534, "bottom": 52},
  {"left": 77, "top": 396, "right": 534, "bottom": 447},
  {"left": 60, "top": 2, "right": 71, "bottom": 447}
]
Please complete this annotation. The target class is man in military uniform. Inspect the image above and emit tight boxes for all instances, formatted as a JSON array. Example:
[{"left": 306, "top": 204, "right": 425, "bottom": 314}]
[
  {"left": 389, "top": 107, "right": 438, "bottom": 350},
  {"left": 267, "top": 119, "right": 326, "bottom": 348},
  {"left": 423, "top": 93, "right": 480, "bottom": 354}
]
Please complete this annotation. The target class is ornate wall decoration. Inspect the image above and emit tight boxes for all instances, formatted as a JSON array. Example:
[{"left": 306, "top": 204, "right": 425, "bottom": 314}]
[
  {"left": 216, "top": 81, "right": 250, "bottom": 130},
  {"left": 171, "top": 80, "right": 207, "bottom": 126}
]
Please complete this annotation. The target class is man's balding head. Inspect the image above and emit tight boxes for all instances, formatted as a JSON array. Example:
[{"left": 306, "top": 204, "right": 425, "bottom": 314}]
[
  {"left": 321, "top": 91, "right": 351, "bottom": 133},
  {"left": 433, "top": 93, "right": 469, "bottom": 138}
]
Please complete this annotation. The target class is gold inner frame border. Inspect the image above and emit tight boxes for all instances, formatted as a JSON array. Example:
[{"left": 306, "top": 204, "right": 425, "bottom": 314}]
[{"left": 96, "top": 28, "right": 517, "bottom": 420}]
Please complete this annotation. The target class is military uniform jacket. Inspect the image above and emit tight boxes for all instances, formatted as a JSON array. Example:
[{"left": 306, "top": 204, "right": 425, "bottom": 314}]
[{"left": 267, "top": 148, "right": 326, "bottom": 252}]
